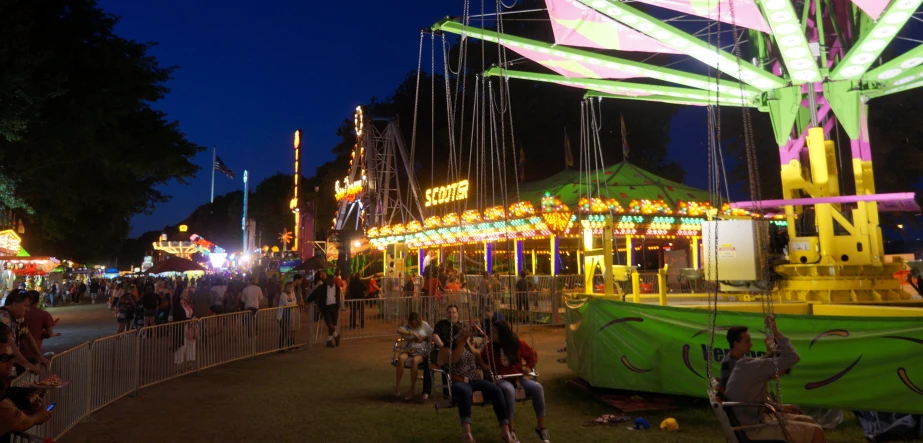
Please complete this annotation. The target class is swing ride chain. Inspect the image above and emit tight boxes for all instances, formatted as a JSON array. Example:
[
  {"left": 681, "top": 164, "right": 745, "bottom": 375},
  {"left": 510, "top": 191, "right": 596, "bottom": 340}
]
[
  {"left": 409, "top": 32, "right": 424, "bottom": 166},
  {"left": 704, "top": 0, "right": 722, "bottom": 389},
  {"left": 726, "top": 0, "right": 783, "bottom": 402}
]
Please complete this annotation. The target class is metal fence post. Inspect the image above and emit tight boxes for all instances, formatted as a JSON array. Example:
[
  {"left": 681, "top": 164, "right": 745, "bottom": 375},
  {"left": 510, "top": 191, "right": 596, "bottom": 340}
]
[
  {"left": 552, "top": 276, "right": 559, "bottom": 327},
  {"left": 134, "top": 328, "right": 141, "bottom": 397},
  {"left": 195, "top": 318, "right": 203, "bottom": 376}
]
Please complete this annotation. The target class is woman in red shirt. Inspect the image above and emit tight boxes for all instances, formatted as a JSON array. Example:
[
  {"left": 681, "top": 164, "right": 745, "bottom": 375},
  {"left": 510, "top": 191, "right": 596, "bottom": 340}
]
[{"left": 485, "top": 321, "right": 550, "bottom": 443}]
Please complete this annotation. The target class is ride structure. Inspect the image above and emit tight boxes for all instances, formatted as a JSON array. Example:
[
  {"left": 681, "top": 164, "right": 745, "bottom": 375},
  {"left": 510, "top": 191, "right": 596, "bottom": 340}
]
[
  {"left": 434, "top": 0, "right": 923, "bottom": 304},
  {"left": 328, "top": 106, "right": 424, "bottom": 274},
  {"left": 415, "top": 0, "right": 923, "bottom": 417}
]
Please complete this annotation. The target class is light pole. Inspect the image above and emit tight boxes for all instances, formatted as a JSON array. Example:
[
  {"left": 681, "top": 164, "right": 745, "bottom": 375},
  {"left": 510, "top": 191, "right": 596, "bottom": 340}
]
[{"left": 242, "top": 170, "right": 249, "bottom": 257}]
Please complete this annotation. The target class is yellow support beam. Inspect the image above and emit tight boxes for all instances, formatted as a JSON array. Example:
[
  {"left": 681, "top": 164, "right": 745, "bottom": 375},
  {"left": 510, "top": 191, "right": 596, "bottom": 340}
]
[{"left": 813, "top": 304, "right": 923, "bottom": 317}]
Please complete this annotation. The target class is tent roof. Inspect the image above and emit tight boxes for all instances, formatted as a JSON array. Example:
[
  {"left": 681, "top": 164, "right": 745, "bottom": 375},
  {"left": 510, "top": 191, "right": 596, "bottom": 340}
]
[{"left": 517, "top": 161, "right": 711, "bottom": 208}]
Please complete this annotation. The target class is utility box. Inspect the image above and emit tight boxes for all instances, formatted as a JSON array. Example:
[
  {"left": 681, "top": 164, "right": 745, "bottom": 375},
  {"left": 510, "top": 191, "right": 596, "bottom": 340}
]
[{"left": 702, "top": 220, "right": 767, "bottom": 282}]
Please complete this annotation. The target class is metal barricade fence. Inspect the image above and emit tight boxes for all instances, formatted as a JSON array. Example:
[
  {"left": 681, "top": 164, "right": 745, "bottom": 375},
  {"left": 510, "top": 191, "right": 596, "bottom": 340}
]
[
  {"left": 138, "top": 319, "right": 199, "bottom": 388},
  {"left": 26, "top": 343, "right": 91, "bottom": 441},
  {"left": 253, "top": 306, "right": 308, "bottom": 354},
  {"left": 198, "top": 311, "right": 253, "bottom": 370},
  {"left": 338, "top": 297, "right": 420, "bottom": 340},
  {"left": 89, "top": 330, "right": 138, "bottom": 412}
]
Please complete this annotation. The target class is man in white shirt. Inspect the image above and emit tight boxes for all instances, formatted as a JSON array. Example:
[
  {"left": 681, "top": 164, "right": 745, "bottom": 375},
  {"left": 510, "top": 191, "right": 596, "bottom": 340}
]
[
  {"left": 210, "top": 281, "right": 228, "bottom": 315},
  {"left": 307, "top": 271, "right": 341, "bottom": 348},
  {"left": 240, "top": 278, "right": 263, "bottom": 314}
]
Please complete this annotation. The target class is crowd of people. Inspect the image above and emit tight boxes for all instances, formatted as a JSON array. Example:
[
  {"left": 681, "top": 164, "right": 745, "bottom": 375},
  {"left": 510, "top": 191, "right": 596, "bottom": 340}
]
[{"left": 100, "top": 273, "right": 321, "bottom": 334}]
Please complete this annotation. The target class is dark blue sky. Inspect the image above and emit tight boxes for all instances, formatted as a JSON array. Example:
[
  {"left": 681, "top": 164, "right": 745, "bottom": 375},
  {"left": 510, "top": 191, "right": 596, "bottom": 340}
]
[{"left": 99, "top": 0, "right": 713, "bottom": 237}]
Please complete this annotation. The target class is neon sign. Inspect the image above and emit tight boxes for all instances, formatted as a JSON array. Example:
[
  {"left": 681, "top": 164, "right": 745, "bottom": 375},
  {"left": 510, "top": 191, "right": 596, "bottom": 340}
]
[
  {"left": 335, "top": 176, "right": 364, "bottom": 202},
  {"left": 0, "top": 230, "right": 22, "bottom": 255},
  {"left": 425, "top": 180, "right": 469, "bottom": 207}
]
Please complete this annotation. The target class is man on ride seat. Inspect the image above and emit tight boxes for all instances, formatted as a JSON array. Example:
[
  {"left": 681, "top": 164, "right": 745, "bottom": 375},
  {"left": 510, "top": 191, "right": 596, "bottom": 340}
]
[{"left": 725, "top": 317, "right": 826, "bottom": 443}]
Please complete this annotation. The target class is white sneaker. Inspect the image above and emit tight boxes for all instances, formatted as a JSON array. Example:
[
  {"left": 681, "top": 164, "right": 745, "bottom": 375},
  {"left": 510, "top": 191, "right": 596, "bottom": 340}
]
[{"left": 534, "top": 428, "right": 550, "bottom": 443}]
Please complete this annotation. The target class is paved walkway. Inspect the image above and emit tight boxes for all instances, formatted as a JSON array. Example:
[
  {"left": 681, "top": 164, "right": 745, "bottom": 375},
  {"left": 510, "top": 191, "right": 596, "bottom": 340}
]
[{"left": 43, "top": 302, "right": 118, "bottom": 354}]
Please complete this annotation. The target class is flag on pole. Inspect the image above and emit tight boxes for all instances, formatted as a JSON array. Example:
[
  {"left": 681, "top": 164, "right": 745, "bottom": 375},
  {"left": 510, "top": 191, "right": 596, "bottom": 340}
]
[
  {"left": 214, "top": 155, "right": 236, "bottom": 179},
  {"left": 518, "top": 147, "right": 526, "bottom": 182},
  {"left": 620, "top": 113, "right": 630, "bottom": 162},
  {"left": 564, "top": 128, "right": 575, "bottom": 169}
]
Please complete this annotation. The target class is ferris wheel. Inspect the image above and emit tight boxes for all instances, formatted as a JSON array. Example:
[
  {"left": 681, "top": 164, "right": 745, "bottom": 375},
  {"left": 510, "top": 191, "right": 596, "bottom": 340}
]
[{"left": 332, "top": 106, "right": 424, "bottom": 233}]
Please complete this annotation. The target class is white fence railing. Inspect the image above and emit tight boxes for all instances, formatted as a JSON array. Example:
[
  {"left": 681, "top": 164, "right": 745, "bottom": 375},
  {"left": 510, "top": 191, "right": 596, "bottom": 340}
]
[
  {"left": 8, "top": 277, "right": 579, "bottom": 442},
  {"left": 7, "top": 304, "right": 313, "bottom": 442}
]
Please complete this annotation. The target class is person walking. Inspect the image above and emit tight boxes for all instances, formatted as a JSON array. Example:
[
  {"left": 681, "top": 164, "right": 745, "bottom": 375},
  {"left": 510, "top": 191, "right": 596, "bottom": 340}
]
[{"left": 307, "top": 271, "right": 340, "bottom": 348}]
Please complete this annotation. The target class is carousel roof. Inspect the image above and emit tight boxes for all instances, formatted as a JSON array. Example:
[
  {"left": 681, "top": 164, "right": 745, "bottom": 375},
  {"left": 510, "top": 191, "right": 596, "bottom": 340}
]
[{"left": 517, "top": 161, "right": 711, "bottom": 209}]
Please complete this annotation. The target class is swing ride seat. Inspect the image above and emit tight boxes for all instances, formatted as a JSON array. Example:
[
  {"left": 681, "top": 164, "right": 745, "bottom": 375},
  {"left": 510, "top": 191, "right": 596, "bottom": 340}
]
[
  {"left": 430, "top": 365, "right": 538, "bottom": 411},
  {"left": 390, "top": 337, "right": 432, "bottom": 369},
  {"left": 709, "top": 390, "right": 792, "bottom": 443}
]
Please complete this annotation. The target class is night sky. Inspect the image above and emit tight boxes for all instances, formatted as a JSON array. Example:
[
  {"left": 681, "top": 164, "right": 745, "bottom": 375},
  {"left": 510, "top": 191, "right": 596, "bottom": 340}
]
[{"left": 100, "top": 1, "right": 745, "bottom": 237}]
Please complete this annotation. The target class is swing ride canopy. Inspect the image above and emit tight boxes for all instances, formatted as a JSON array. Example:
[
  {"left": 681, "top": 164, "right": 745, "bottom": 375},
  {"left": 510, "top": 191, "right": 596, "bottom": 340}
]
[{"left": 517, "top": 161, "right": 712, "bottom": 210}]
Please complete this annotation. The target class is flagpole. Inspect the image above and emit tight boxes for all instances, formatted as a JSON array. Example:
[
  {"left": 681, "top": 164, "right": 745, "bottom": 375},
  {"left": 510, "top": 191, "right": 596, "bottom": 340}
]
[{"left": 210, "top": 147, "right": 216, "bottom": 203}]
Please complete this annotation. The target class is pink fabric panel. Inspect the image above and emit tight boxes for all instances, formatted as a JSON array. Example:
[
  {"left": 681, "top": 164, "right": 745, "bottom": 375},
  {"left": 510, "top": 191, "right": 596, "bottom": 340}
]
[
  {"left": 627, "top": 0, "right": 771, "bottom": 32},
  {"left": 546, "top": 0, "right": 681, "bottom": 53},
  {"left": 850, "top": 0, "right": 890, "bottom": 20},
  {"left": 502, "top": 43, "right": 640, "bottom": 79}
]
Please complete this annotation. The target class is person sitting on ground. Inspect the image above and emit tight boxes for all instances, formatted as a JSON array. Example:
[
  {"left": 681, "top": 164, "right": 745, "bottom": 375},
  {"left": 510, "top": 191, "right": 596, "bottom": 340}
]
[
  {"left": 725, "top": 317, "right": 826, "bottom": 443},
  {"left": 438, "top": 322, "right": 514, "bottom": 443},
  {"left": 394, "top": 311, "right": 433, "bottom": 400},
  {"left": 485, "top": 321, "right": 550, "bottom": 443},
  {"left": 0, "top": 291, "right": 48, "bottom": 375},
  {"left": 306, "top": 271, "right": 341, "bottom": 348},
  {"left": 0, "top": 323, "right": 51, "bottom": 439}
]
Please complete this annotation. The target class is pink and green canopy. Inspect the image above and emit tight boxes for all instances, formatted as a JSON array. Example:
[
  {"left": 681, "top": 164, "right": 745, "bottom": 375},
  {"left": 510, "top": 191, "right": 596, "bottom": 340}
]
[
  {"left": 517, "top": 161, "right": 712, "bottom": 208},
  {"left": 590, "top": 0, "right": 772, "bottom": 33},
  {"left": 503, "top": 43, "right": 642, "bottom": 79},
  {"left": 547, "top": 0, "right": 681, "bottom": 53}
]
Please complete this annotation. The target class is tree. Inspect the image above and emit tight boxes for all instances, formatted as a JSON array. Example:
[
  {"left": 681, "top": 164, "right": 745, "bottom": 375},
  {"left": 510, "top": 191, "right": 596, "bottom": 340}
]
[{"left": 0, "top": 0, "right": 202, "bottom": 261}]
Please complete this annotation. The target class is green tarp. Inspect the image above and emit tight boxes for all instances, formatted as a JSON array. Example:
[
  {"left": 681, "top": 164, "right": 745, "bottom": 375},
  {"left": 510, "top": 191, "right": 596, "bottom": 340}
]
[
  {"left": 517, "top": 161, "right": 712, "bottom": 209},
  {"left": 566, "top": 298, "right": 923, "bottom": 413}
]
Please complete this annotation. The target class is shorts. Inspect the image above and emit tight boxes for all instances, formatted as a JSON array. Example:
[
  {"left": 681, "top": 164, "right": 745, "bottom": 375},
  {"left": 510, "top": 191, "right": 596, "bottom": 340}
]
[
  {"left": 144, "top": 309, "right": 156, "bottom": 318},
  {"left": 400, "top": 347, "right": 428, "bottom": 359},
  {"left": 746, "top": 415, "right": 822, "bottom": 443},
  {"left": 322, "top": 306, "right": 339, "bottom": 326}
]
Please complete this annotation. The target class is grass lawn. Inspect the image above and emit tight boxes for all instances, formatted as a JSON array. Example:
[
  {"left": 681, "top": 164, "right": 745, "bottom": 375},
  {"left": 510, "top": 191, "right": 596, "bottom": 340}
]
[{"left": 61, "top": 327, "right": 888, "bottom": 442}]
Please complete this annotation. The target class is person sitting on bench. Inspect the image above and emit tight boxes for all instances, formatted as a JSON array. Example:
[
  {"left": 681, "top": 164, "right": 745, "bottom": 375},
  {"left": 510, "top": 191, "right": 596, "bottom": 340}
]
[{"left": 725, "top": 317, "right": 826, "bottom": 443}]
